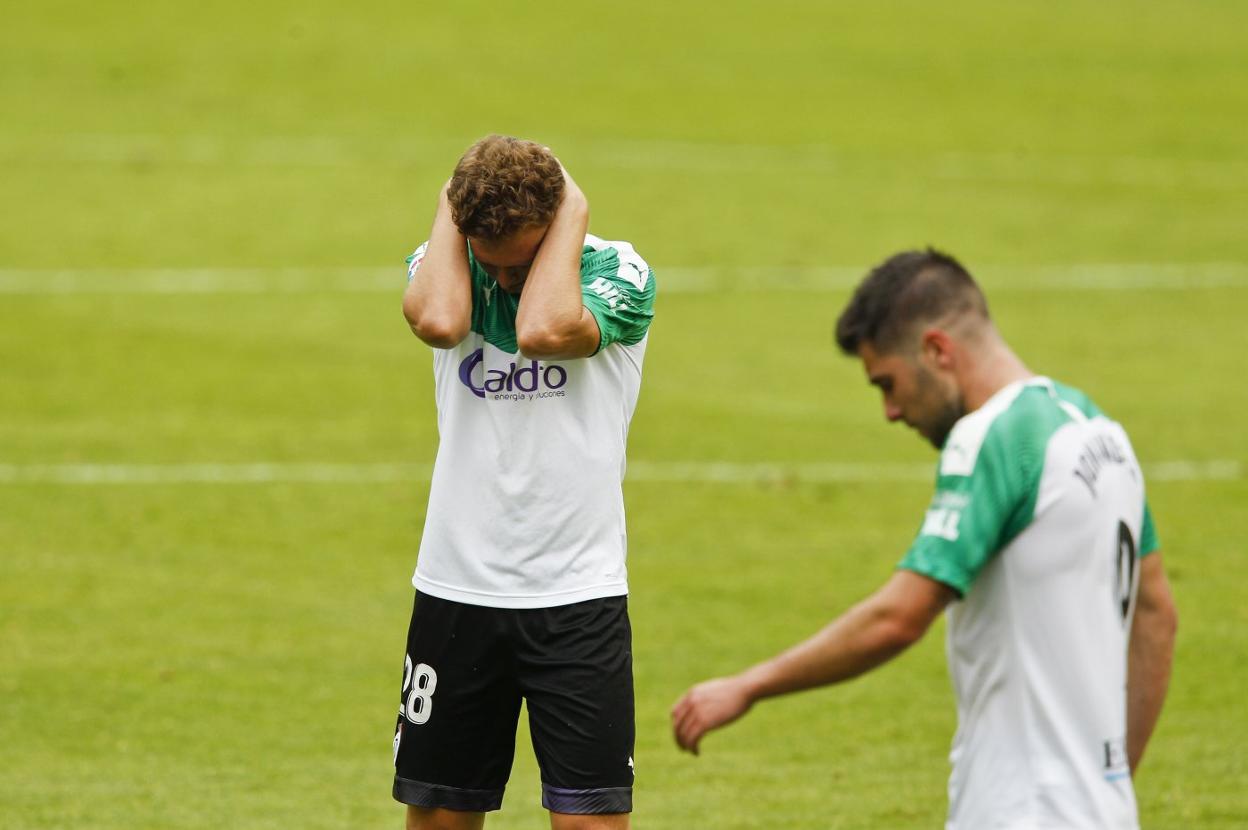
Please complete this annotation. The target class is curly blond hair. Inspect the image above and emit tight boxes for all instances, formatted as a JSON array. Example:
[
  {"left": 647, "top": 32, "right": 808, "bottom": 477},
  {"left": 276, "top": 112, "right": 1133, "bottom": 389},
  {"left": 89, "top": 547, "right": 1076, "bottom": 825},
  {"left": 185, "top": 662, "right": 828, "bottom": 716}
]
[{"left": 447, "top": 135, "right": 565, "bottom": 242}]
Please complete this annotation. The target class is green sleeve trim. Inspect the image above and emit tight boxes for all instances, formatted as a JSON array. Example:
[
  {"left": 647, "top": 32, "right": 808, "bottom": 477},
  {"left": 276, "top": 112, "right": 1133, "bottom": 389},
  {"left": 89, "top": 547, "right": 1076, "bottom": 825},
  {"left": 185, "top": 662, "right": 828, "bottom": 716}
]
[
  {"left": 580, "top": 247, "right": 656, "bottom": 352},
  {"left": 1140, "top": 501, "right": 1160, "bottom": 557}
]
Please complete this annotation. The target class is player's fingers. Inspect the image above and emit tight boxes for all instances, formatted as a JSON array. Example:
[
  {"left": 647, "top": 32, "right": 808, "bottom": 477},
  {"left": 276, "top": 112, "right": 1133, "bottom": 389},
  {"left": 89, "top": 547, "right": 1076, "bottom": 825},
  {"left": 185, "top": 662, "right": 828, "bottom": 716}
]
[
  {"left": 673, "top": 707, "right": 692, "bottom": 749},
  {"left": 683, "top": 715, "right": 704, "bottom": 756},
  {"left": 673, "top": 706, "right": 700, "bottom": 753}
]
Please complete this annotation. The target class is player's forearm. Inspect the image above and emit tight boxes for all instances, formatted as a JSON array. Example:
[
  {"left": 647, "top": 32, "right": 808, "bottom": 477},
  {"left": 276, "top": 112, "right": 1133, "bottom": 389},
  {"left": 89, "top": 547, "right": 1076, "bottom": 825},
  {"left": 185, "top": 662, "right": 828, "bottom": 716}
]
[
  {"left": 403, "top": 186, "right": 472, "bottom": 348},
  {"left": 514, "top": 187, "right": 589, "bottom": 355},
  {"left": 1126, "top": 562, "right": 1177, "bottom": 773},
  {"left": 738, "top": 596, "right": 924, "bottom": 703}
]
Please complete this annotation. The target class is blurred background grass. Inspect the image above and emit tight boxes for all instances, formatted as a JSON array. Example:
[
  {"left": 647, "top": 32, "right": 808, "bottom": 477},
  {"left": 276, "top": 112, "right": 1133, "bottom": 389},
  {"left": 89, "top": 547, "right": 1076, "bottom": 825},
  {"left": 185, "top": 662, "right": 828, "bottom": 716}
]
[{"left": 2, "top": 1, "right": 1246, "bottom": 827}]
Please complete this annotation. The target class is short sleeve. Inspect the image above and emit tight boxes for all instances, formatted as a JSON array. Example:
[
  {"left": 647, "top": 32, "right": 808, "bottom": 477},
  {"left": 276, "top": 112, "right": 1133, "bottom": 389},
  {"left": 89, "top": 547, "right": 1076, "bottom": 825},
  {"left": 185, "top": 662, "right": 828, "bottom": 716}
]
[
  {"left": 1139, "top": 501, "right": 1160, "bottom": 557},
  {"left": 580, "top": 245, "right": 656, "bottom": 352},
  {"left": 898, "top": 410, "right": 1046, "bottom": 596}
]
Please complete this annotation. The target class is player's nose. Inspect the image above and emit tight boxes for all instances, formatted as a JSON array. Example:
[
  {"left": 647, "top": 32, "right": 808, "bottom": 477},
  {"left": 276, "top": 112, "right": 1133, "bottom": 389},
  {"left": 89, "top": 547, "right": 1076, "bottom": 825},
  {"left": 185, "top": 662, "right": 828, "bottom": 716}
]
[{"left": 884, "top": 402, "right": 903, "bottom": 422}]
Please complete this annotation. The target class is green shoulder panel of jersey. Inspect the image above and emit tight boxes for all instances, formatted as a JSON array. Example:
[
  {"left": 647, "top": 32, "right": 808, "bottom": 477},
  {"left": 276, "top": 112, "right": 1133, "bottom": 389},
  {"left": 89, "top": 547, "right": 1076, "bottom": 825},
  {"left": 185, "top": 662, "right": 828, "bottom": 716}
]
[
  {"left": 579, "top": 244, "right": 656, "bottom": 353},
  {"left": 1050, "top": 379, "right": 1103, "bottom": 420},
  {"left": 899, "top": 384, "right": 1073, "bottom": 596}
]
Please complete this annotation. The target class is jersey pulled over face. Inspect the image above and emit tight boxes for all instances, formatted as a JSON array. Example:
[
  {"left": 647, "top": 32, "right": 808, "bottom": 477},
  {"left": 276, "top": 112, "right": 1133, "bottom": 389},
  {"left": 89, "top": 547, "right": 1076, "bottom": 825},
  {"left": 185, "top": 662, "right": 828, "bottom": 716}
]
[
  {"left": 900, "top": 378, "right": 1158, "bottom": 830},
  {"left": 405, "top": 234, "right": 656, "bottom": 609}
]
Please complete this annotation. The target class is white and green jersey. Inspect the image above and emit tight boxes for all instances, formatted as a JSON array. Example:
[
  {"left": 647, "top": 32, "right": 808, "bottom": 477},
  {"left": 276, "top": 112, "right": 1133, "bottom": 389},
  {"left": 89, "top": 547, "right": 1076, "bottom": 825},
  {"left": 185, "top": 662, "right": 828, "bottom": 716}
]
[
  {"left": 900, "top": 377, "right": 1159, "bottom": 830},
  {"left": 405, "top": 234, "right": 655, "bottom": 609}
]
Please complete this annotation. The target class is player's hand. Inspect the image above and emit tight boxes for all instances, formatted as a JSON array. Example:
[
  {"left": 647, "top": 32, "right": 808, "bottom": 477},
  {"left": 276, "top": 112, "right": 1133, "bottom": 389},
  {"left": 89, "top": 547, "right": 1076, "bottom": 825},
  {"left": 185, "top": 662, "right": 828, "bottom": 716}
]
[{"left": 670, "top": 676, "right": 754, "bottom": 755}]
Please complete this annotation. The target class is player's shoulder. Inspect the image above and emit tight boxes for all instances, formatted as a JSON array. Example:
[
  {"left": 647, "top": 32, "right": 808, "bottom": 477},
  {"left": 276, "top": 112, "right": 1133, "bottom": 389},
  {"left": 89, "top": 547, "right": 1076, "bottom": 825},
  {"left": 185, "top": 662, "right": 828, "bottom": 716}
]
[
  {"left": 941, "top": 378, "right": 1082, "bottom": 478},
  {"left": 581, "top": 234, "right": 654, "bottom": 293},
  {"left": 1046, "top": 378, "right": 1105, "bottom": 420}
]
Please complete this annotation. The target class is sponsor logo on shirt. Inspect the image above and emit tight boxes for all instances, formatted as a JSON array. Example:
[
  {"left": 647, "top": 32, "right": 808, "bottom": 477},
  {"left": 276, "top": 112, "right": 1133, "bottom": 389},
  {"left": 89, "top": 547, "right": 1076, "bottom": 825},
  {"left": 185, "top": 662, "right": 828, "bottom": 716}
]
[
  {"left": 920, "top": 490, "right": 969, "bottom": 541},
  {"left": 457, "top": 348, "right": 568, "bottom": 401},
  {"left": 589, "top": 276, "right": 630, "bottom": 311}
]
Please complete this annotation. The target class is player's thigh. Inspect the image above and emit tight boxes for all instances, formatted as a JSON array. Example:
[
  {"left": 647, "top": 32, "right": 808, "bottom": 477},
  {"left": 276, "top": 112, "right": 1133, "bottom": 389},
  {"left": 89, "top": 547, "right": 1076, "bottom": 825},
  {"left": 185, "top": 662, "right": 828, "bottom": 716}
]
[
  {"left": 517, "top": 596, "right": 635, "bottom": 814},
  {"left": 394, "top": 592, "right": 522, "bottom": 810}
]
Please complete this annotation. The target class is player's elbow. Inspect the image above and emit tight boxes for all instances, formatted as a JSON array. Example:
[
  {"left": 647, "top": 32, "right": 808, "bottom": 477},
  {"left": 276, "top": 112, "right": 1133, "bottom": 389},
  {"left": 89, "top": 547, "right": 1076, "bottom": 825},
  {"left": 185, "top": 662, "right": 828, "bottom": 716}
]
[
  {"left": 878, "top": 613, "right": 929, "bottom": 651},
  {"left": 516, "top": 325, "right": 578, "bottom": 360},
  {"left": 403, "top": 298, "right": 468, "bottom": 349},
  {"left": 1150, "top": 594, "right": 1179, "bottom": 643},
  {"left": 1158, "top": 590, "right": 1178, "bottom": 631},
  {"left": 868, "top": 601, "right": 935, "bottom": 653},
  {"left": 408, "top": 317, "right": 468, "bottom": 349},
  {"left": 1135, "top": 561, "right": 1179, "bottom": 644}
]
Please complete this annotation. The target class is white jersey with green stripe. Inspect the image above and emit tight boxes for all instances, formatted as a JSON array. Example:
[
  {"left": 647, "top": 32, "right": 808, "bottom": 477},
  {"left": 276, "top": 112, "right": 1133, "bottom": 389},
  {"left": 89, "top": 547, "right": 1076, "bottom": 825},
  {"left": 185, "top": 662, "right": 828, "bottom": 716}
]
[
  {"left": 900, "top": 377, "right": 1158, "bottom": 830},
  {"left": 404, "top": 234, "right": 656, "bottom": 609}
]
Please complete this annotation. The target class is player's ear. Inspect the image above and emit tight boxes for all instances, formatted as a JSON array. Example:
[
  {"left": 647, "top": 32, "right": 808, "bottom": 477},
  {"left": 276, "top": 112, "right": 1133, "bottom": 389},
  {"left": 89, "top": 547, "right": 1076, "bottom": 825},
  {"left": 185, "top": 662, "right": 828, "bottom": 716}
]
[{"left": 920, "top": 328, "right": 956, "bottom": 369}]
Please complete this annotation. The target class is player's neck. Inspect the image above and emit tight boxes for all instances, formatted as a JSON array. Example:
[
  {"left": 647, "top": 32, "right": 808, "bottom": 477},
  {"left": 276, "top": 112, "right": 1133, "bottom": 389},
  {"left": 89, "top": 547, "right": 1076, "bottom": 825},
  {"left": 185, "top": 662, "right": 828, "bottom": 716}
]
[{"left": 959, "top": 340, "right": 1033, "bottom": 413}]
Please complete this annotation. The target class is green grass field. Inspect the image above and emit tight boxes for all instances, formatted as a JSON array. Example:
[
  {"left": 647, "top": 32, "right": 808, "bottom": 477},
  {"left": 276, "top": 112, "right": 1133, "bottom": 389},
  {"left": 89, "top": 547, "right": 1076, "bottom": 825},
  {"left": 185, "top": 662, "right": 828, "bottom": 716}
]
[{"left": 2, "top": 1, "right": 1246, "bottom": 827}]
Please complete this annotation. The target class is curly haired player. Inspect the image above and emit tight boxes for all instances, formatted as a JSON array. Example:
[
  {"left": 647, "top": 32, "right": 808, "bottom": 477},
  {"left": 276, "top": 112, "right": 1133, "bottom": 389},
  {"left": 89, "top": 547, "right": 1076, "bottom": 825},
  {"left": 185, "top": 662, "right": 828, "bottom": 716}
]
[{"left": 394, "top": 135, "right": 656, "bottom": 830}]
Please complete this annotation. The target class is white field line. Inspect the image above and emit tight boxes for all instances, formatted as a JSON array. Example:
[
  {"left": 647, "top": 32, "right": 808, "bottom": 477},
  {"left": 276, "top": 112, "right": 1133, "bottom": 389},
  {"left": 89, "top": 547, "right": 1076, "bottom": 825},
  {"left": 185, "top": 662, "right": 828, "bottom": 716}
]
[
  {"left": 0, "top": 460, "right": 1240, "bottom": 486},
  {"left": 2, "top": 264, "right": 1247, "bottom": 295},
  {"left": 3, "top": 134, "right": 1246, "bottom": 190}
]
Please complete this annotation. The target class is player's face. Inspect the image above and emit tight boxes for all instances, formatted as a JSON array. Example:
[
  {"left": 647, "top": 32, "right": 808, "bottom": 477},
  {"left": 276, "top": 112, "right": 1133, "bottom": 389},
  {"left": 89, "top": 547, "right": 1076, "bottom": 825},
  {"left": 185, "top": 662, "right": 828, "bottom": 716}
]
[
  {"left": 469, "top": 225, "right": 549, "bottom": 295},
  {"left": 859, "top": 341, "right": 964, "bottom": 450}
]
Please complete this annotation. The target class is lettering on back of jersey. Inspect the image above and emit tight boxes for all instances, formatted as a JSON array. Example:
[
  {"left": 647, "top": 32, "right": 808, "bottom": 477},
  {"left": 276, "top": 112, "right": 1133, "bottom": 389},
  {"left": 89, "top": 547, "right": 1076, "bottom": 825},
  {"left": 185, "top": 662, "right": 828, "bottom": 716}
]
[{"left": 1072, "top": 433, "right": 1131, "bottom": 497}]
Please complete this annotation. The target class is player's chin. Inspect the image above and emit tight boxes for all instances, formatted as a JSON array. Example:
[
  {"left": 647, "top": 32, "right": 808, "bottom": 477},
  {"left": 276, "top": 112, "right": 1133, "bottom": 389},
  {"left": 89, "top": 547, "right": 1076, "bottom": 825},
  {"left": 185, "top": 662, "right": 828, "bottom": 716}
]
[{"left": 912, "top": 421, "right": 948, "bottom": 450}]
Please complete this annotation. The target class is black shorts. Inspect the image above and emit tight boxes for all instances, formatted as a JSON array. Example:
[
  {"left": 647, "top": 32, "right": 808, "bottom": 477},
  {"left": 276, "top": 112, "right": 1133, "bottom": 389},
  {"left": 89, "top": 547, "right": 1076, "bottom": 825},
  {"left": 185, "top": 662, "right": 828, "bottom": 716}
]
[{"left": 392, "top": 591, "right": 634, "bottom": 815}]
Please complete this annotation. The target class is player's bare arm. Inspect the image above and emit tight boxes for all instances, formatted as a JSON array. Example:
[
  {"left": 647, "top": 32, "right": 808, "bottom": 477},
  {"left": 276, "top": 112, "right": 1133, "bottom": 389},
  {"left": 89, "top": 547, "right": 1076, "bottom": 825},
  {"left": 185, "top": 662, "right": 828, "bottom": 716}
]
[
  {"left": 671, "top": 570, "right": 955, "bottom": 754},
  {"left": 1126, "top": 551, "right": 1178, "bottom": 773},
  {"left": 403, "top": 182, "right": 472, "bottom": 348},
  {"left": 513, "top": 171, "right": 601, "bottom": 360}
]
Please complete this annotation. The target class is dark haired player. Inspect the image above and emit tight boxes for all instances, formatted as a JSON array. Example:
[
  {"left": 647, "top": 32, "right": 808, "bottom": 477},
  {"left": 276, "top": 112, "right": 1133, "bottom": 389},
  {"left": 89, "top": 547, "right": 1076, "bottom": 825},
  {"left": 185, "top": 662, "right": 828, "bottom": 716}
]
[
  {"left": 395, "top": 135, "right": 655, "bottom": 830},
  {"left": 672, "top": 249, "right": 1176, "bottom": 829}
]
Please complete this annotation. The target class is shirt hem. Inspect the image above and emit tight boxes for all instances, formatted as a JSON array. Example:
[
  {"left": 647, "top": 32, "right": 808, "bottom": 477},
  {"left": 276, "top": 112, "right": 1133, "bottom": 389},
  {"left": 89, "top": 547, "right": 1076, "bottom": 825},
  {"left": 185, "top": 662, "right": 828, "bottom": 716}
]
[{"left": 412, "top": 574, "right": 629, "bottom": 609}]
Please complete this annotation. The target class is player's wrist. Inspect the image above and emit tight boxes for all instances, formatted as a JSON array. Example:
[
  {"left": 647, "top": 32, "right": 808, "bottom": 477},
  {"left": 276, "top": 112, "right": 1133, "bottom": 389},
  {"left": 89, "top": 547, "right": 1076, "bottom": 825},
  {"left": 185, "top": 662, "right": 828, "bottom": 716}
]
[{"left": 736, "top": 665, "right": 773, "bottom": 703}]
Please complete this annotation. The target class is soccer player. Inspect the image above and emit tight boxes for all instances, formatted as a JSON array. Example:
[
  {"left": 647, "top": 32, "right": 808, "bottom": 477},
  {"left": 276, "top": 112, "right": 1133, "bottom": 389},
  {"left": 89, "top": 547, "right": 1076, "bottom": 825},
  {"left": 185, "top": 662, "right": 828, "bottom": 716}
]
[
  {"left": 394, "top": 135, "right": 655, "bottom": 830},
  {"left": 671, "top": 249, "right": 1177, "bottom": 828}
]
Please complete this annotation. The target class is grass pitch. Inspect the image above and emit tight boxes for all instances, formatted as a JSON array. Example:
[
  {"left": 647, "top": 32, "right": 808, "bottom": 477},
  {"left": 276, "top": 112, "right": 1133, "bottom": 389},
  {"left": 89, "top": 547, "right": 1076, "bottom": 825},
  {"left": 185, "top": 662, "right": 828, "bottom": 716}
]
[{"left": 2, "top": 2, "right": 1247, "bottom": 827}]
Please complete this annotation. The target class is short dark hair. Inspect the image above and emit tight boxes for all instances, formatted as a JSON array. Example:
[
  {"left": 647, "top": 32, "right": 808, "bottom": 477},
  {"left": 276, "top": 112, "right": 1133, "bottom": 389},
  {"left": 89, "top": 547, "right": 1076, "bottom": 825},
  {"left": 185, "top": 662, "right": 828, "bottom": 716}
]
[
  {"left": 835, "top": 247, "right": 989, "bottom": 355},
  {"left": 447, "top": 135, "right": 565, "bottom": 242}
]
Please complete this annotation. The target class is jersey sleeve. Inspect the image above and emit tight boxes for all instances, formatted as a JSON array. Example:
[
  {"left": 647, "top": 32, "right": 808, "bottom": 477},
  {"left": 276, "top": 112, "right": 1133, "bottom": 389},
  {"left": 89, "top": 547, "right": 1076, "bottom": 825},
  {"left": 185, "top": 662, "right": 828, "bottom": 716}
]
[
  {"left": 899, "top": 416, "right": 1043, "bottom": 596},
  {"left": 1139, "top": 501, "right": 1160, "bottom": 557},
  {"left": 405, "top": 241, "right": 430, "bottom": 283},
  {"left": 579, "top": 245, "right": 656, "bottom": 352}
]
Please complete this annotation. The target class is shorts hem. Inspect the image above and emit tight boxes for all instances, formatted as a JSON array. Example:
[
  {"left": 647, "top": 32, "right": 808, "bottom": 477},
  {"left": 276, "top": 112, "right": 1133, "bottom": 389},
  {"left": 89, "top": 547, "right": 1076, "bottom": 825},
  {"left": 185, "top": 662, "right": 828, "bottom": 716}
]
[
  {"left": 541, "top": 783, "right": 632, "bottom": 814},
  {"left": 393, "top": 776, "right": 504, "bottom": 812}
]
